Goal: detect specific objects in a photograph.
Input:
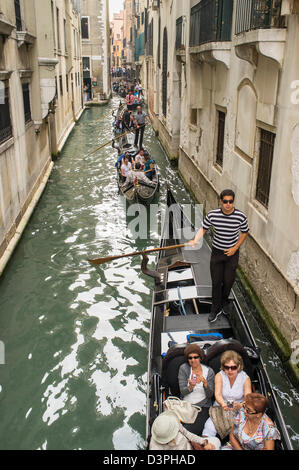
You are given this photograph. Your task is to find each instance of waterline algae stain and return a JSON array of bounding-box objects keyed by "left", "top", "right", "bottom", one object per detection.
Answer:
[{"left": 0, "top": 98, "right": 298, "bottom": 450}]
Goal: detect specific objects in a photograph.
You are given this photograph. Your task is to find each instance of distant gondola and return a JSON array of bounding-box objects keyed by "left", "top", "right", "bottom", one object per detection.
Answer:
[
  {"left": 112, "top": 133, "right": 160, "bottom": 206},
  {"left": 145, "top": 188, "right": 293, "bottom": 450}
]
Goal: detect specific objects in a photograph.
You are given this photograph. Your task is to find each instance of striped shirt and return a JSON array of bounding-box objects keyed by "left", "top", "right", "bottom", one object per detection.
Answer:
[{"left": 203, "top": 208, "right": 249, "bottom": 250}]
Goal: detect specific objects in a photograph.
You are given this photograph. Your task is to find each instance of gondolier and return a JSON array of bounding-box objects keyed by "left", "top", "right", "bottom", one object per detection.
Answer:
[
  {"left": 189, "top": 189, "right": 249, "bottom": 323},
  {"left": 134, "top": 106, "right": 149, "bottom": 150}
]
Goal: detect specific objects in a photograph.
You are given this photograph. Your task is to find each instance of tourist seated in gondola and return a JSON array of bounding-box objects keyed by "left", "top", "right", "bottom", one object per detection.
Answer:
[
  {"left": 202, "top": 350, "right": 252, "bottom": 440},
  {"left": 222, "top": 393, "right": 280, "bottom": 450},
  {"left": 133, "top": 90, "right": 140, "bottom": 105},
  {"left": 134, "top": 149, "right": 145, "bottom": 168},
  {"left": 178, "top": 344, "right": 215, "bottom": 408},
  {"left": 122, "top": 162, "right": 156, "bottom": 189},
  {"left": 115, "top": 150, "right": 130, "bottom": 168},
  {"left": 149, "top": 411, "right": 221, "bottom": 451},
  {"left": 127, "top": 113, "right": 136, "bottom": 131},
  {"left": 121, "top": 155, "right": 132, "bottom": 181},
  {"left": 143, "top": 153, "right": 154, "bottom": 180}
]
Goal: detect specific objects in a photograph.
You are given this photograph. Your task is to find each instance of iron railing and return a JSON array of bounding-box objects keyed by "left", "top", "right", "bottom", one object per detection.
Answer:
[
  {"left": 190, "top": 0, "right": 233, "bottom": 47},
  {"left": 235, "top": 0, "right": 284, "bottom": 35}
]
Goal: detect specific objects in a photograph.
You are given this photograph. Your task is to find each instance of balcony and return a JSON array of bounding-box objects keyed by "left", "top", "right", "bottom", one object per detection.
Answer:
[
  {"left": 234, "top": 0, "right": 286, "bottom": 67},
  {"left": 189, "top": 0, "right": 233, "bottom": 69},
  {"left": 0, "top": 15, "right": 14, "bottom": 38}
]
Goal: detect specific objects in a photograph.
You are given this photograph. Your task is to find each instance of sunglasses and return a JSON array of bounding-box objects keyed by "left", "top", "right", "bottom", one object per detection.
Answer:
[
  {"left": 223, "top": 365, "right": 238, "bottom": 371},
  {"left": 244, "top": 406, "right": 259, "bottom": 415},
  {"left": 188, "top": 355, "right": 200, "bottom": 360},
  {"left": 222, "top": 199, "right": 234, "bottom": 204}
]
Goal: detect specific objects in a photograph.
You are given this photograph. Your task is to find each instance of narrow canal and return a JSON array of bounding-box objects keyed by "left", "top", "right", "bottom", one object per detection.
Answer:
[{"left": 0, "top": 97, "right": 298, "bottom": 450}]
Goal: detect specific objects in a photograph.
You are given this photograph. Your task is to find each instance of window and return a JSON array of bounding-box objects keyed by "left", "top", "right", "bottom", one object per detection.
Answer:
[
  {"left": 82, "top": 57, "right": 91, "bottom": 79},
  {"left": 0, "top": 87, "right": 13, "bottom": 144},
  {"left": 51, "top": 1, "right": 56, "bottom": 49},
  {"left": 64, "top": 19, "right": 68, "bottom": 53},
  {"left": 66, "top": 74, "right": 68, "bottom": 93},
  {"left": 14, "top": 0, "right": 22, "bottom": 31},
  {"left": 162, "top": 27, "right": 168, "bottom": 117},
  {"left": 190, "top": 109, "right": 197, "bottom": 126},
  {"left": 81, "top": 17, "right": 89, "bottom": 39},
  {"left": 22, "top": 83, "right": 31, "bottom": 123},
  {"left": 256, "top": 129, "right": 275, "bottom": 208},
  {"left": 59, "top": 75, "right": 63, "bottom": 95},
  {"left": 56, "top": 7, "right": 61, "bottom": 50},
  {"left": 216, "top": 111, "right": 226, "bottom": 167}
]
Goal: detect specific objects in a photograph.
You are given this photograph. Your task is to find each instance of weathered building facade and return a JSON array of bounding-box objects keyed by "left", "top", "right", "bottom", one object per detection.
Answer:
[
  {"left": 111, "top": 10, "right": 124, "bottom": 70},
  {"left": 144, "top": 0, "right": 299, "bottom": 379},
  {"left": 0, "top": 0, "right": 83, "bottom": 274},
  {"left": 81, "top": 0, "right": 111, "bottom": 101}
]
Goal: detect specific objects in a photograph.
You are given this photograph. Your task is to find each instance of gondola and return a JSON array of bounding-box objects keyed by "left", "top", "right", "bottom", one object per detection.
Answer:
[
  {"left": 112, "top": 132, "right": 160, "bottom": 206},
  {"left": 145, "top": 188, "right": 293, "bottom": 450}
]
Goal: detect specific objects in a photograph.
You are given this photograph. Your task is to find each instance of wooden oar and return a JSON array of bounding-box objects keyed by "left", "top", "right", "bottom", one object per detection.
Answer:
[
  {"left": 87, "top": 130, "right": 133, "bottom": 156},
  {"left": 88, "top": 243, "right": 190, "bottom": 266}
]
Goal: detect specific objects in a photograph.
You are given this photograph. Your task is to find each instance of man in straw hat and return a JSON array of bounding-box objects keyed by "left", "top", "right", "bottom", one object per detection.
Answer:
[{"left": 149, "top": 411, "right": 220, "bottom": 450}]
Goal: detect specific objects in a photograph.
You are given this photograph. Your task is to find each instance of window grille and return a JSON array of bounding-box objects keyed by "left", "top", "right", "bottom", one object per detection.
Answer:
[
  {"left": 216, "top": 111, "right": 225, "bottom": 166},
  {"left": 81, "top": 17, "right": 89, "bottom": 39},
  {"left": 0, "top": 87, "right": 13, "bottom": 144},
  {"left": 14, "top": 0, "right": 22, "bottom": 31},
  {"left": 256, "top": 129, "right": 275, "bottom": 207},
  {"left": 162, "top": 28, "right": 168, "bottom": 117},
  {"left": 22, "top": 83, "right": 31, "bottom": 124}
]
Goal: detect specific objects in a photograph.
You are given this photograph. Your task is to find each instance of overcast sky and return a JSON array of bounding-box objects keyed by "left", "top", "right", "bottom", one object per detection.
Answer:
[{"left": 109, "top": 0, "right": 124, "bottom": 18}]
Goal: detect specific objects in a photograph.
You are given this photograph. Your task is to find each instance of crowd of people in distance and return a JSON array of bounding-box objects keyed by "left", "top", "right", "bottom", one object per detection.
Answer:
[
  {"left": 149, "top": 346, "right": 281, "bottom": 451},
  {"left": 112, "top": 79, "right": 144, "bottom": 105}
]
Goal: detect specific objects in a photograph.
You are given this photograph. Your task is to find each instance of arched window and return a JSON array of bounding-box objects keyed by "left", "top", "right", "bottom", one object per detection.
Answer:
[{"left": 162, "top": 27, "right": 168, "bottom": 117}]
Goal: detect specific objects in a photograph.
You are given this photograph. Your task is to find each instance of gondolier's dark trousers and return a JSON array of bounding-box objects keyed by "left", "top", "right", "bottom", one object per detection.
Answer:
[
  {"left": 134, "top": 125, "right": 145, "bottom": 149},
  {"left": 210, "top": 247, "right": 239, "bottom": 314}
]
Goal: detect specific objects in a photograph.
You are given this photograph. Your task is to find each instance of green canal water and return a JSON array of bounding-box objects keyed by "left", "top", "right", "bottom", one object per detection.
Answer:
[{"left": 0, "top": 97, "right": 298, "bottom": 450}]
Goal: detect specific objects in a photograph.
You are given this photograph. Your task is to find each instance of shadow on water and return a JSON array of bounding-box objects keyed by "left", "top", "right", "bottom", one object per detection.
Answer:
[{"left": 0, "top": 97, "right": 298, "bottom": 450}]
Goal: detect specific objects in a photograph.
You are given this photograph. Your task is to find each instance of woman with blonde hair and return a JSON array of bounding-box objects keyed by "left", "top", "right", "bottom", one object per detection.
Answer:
[{"left": 202, "top": 350, "right": 252, "bottom": 439}]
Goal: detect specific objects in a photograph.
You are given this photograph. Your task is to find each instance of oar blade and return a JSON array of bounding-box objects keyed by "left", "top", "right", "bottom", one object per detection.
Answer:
[{"left": 88, "top": 256, "right": 118, "bottom": 265}]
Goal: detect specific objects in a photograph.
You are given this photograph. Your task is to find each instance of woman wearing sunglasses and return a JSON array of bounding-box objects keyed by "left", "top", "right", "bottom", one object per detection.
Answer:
[
  {"left": 202, "top": 350, "right": 252, "bottom": 439},
  {"left": 178, "top": 344, "right": 215, "bottom": 408},
  {"left": 222, "top": 393, "right": 280, "bottom": 450}
]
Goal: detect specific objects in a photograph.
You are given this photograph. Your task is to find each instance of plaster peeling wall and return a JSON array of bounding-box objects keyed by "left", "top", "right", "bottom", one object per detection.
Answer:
[
  {"left": 287, "top": 252, "right": 299, "bottom": 286},
  {"left": 291, "top": 124, "right": 299, "bottom": 205},
  {"left": 287, "top": 124, "right": 299, "bottom": 286}
]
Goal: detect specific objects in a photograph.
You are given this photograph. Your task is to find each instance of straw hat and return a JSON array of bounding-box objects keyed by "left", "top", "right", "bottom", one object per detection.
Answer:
[{"left": 151, "top": 411, "right": 180, "bottom": 444}]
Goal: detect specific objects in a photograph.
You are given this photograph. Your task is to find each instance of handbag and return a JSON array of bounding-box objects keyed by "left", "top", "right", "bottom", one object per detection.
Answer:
[
  {"left": 163, "top": 396, "right": 202, "bottom": 424},
  {"left": 209, "top": 406, "right": 235, "bottom": 439}
]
